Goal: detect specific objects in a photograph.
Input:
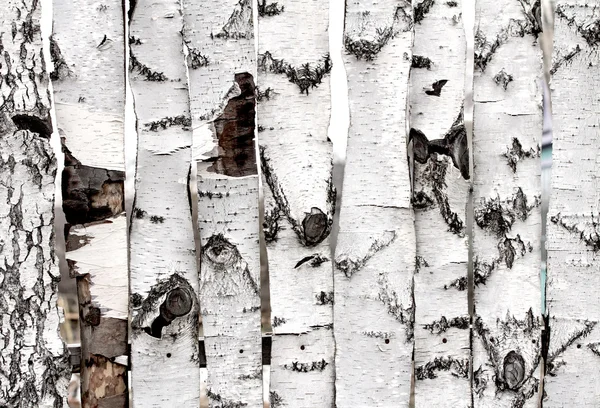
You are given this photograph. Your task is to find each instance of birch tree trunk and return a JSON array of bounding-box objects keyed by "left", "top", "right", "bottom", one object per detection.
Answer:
[
  {"left": 51, "top": 1, "right": 128, "bottom": 406},
  {"left": 257, "top": 1, "right": 336, "bottom": 405},
  {"left": 334, "top": 1, "right": 414, "bottom": 406},
  {"left": 182, "top": 0, "right": 262, "bottom": 406},
  {"left": 128, "top": 1, "right": 201, "bottom": 406},
  {"left": 471, "top": 0, "right": 543, "bottom": 405},
  {"left": 544, "top": 1, "right": 600, "bottom": 405},
  {"left": 409, "top": 1, "right": 470, "bottom": 405},
  {"left": 0, "top": 0, "right": 70, "bottom": 405}
]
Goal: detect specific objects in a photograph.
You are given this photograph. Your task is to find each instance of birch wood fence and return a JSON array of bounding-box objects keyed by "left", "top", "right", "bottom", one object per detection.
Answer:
[{"left": 0, "top": 0, "right": 598, "bottom": 407}]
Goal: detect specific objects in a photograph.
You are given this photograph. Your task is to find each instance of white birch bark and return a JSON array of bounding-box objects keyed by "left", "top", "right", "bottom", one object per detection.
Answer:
[
  {"left": 334, "top": 1, "right": 414, "bottom": 406},
  {"left": 409, "top": 1, "right": 470, "bottom": 405},
  {"left": 471, "top": 0, "right": 543, "bottom": 405},
  {"left": 51, "top": 1, "right": 128, "bottom": 406},
  {"left": 544, "top": 1, "right": 600, "bottom": 405},
  {"left": 128, "top": 1, "right": 201, "bottom": 406},
  {"left": 257, "top": 1, "right": 335, "bottom": 406},
  {"left": 0, "top": 0, "right": 69, "bottom": 405},
  {"left": 182, "top": 0, "right": 262, "bottom": 405}
]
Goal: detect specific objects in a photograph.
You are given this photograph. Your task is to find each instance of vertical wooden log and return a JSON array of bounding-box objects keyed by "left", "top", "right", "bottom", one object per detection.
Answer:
[
  {"left": 128, "top": 0, "right": 201, "bottom": 406},
  {"left": 52, "top": 1, "right": 128, "bottom": 406},
  {"left": 182, "top": 0, "right": 262, "bottom": 405},
  {"left": 471, "top": 0, "right": 544, "bottom": 405},
  {"left": 544, "top": 1, "right": 600, "bottom": 405},
  {"left": 0, "top": 0, "right": 70, "bottom": 405},
  {"left": 257, "top": 0, "right": 336, "bottom": 405},
  {"left": 334, "top": 1, "right": 415, "bottom": 406},
  {"left": 410, "top": 0, "right": 471, "bottom": 405}
]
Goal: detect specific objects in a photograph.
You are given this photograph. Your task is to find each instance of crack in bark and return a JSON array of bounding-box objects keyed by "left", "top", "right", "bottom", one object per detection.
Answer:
[
  {"left": 415, "top": 356, "right": 469, "bottom": 380},
  {"left": 550, "top": 212, "right": 600, "bottom": 251},
  {"left": 257, "top": 51, "right": 331, "bottom": 95},
  {"left": 423, "top": 315, "right": 470, "bottom": 334},
  {"left": 344, "top": 4, "right": 412, "bottom": 61}
]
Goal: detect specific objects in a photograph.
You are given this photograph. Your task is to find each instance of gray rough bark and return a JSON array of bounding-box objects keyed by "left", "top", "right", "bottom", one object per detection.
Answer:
[
  {"left": 0, "top": 0, "right": 70, "bottom": 406},
  {"left": 544, "top": 0, "right": 600, "bottom": 405}
]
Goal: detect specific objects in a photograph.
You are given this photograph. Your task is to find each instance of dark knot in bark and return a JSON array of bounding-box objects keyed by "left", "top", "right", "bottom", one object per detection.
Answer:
[
  {"left": 503, "top": 350, "right": 525, "bottom": 389},
  {"left": 302, "top": 207, "right": 329, "bottom": 245},
  {"left": 146, "top": 288, "right": 193, "bottom": 338},
  {"left": 202, "top": 234, "right": 240, "bottom": 267}
]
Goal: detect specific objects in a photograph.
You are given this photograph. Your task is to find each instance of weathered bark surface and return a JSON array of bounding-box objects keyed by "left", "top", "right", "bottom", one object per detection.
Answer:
[
  {"left": 410, "top": 1, "right": 470, "bottom": 406},
  {"left": 544, "top": 1, "right": 600, "bottom": 405},
  {"left": 182, "top": 0, "right": 262, "bottom": 405},
  {"left": 52, "top": 1, "right": 128, "bottom": 406},
  {"left": 257, "top": 0, "right": 336, "bottom": 405},
  {"left": 334, "top": 1, "right": 414, "bottom": 406},
  {"left": 128, "top": 1, "right": 201, "bottom": 406},
  {"left": 0, "top": 0, "right": 70, "bottom": 406},
  {"left": 471, "top": 0, "right": 543, "bottom": 406}
]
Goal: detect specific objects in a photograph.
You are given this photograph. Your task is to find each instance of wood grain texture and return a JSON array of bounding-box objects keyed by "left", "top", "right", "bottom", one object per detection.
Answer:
[
  {"left": 128, "top": 1, "right": 201, "bottom": 406},
  {"left": 52, "top": 1, "right": 128, "bottom": 405},
  {"left": 182, "top": 0, "right": 262, "bottom": 405},
  {"left": 544, "top": 0, "right": 600, "bottom": 405},
  {"left": 471, "top": 0, "right": 544, "bottom": 406},
  {"left": 0, "top": 0, "right": 70, "bottom": 405},
  {"left": 410, "top": 0, "right": 470, "bottom": 406},
  {"left": 257, "top": 0, "right": 336, "bottom": 405},
  {"left": 334, "top": 1, "right": 414, "bottom": 406}
]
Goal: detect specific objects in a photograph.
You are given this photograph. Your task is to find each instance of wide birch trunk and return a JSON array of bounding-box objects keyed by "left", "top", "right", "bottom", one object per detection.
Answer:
[
  {"left": 128, "top": 1, "right": 201, "bottom": 406},
  {"left": 0, "top": 0, "right": 69, "bottom": 406},
  {"left": 544, "top": 1, "right": 600, "bottom": 405},
  {"left": 257, "top": 1, "right": 336, "bottom": 405},
  {"left": 182, "top": 0, "right": 262, "bottom": 406},
  {"left": 471, "top": 0, "right": 543, "bottom": 406},
  {"left": 409, "top": 1, "right": 470, "bottom": 405},
  {"left": 51, "top": 1, "right": 128, "bottom": 406},
  {"left": 334, "top": 1, "right": 414, "bottom": 406}
]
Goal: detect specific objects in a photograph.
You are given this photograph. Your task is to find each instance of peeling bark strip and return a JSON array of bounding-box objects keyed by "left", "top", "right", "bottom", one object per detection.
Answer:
[
  {"left": 258, "top": 0, "right": 335, "bottom": 404},
  {"left": 545, "top": 1, "right": 600, "bottom": 405},
  {"left": 129, "top": 0, "right": 201, "bottom": 406},
  {"left": 52, "top": 2, "right": 128, "bottom": 404},
  {"left": 334, "top": 1, "right": 414, "bottom": 406},
  {"left": 182, "top": 0, "right": 262, "bottom": 405},
  {"left": 410, "top": 2, "right": 469, "bottom": 404},
  {"left": 471, "top": 0, "right": 543, "bottom": 405},
  {"left": 0, "top": 0, "right": 70, "bottom": 405}
]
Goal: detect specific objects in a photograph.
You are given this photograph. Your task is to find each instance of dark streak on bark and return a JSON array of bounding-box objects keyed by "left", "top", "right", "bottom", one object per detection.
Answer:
[
  {"left": 424, "top": 79, "right": 448, "bottom": 96},
  {"left": 378, "top": 274, "right": 414, "bottom": 341},
  {"left": 206, "top": 73, "right": 257, "bottom": 177},
  {"left": 415, "top": 256, "right": 430, "bottom": 272},
  {"left": 263, "top": 207, "right": 281, "bottom": 243},
  {"left": 546, "top": 318, "right": 596, "bottom": 363},
  {"left": 411, "top": 55, "right": 433, "bottom": 69},
  {"left": 11, "top": 113, "right": 52, "bottom": 139},
  {"left": 494, "top": 69, "right": 514, "bottom": 90},
  {"left": 272, "top": 316, "right": 286, "bottom": 327},
  {"left": 550, "top": 213, "right": 600, "bottom": 251},
  {"left": 258, "top": 0, "right": 284, "bottom": 17},
  {"left": 415, "top": 356, "right": 469, "bottom": 380},
  {"left": 49, "top": 36, "right": 72, "bottom": 81},
  {"left": 550, "top": 44, "right": 582, "bottom": 75},
  {"left": 414, "top": 0, "right": 435, "bottom": 24},
  {"left": 294, "top": 253, "right": 329, "bottom": 269},
  {"left": 61, "top": 143, "right": 125, "bottom": 225},
  {"left": 215, "top": 0, "right": 253, "bottom": 40},
  {"left": 260, "top": 146, "right": 334, "bottom": 246},
  {"left": 411, "top": 109, "right": 469, "bottom": 179},
  {"left": 504, "top": 138, "right": 537, "bottom": 172},
  {"left": 555, "top": 5, "right": 600, "bottom": 47},
  {"left": 186, "top": 47, "right": 209, "bottom": 69},
  {"left": 206, "top": 388, "right": 248, "bottom": 408},
  {"left": 144, "top": 115, "right": 191, "bottom": 132},
  {"left": 257, "top": 51, "right": 331, "bottom": 94},
  {"left": 423, "top": 315, "right": 470, "bottom": 334},
  {"left": 129, "top": 51, "right": 167, "bottom": 81},
  {"left": 336, "top": 232, "right": 396, "bottom": 278},
  {"left": 446, "top": 1, "right": 458, "bottom": 6},
  {"left": 315, "top": 291, "right": 334, "bottom": 305},
  {"left": 283, "top": 359, "right": 329, "bottom": 372},
  {"left": 269, "top": 391, "right": 283, "bottom": 408}
]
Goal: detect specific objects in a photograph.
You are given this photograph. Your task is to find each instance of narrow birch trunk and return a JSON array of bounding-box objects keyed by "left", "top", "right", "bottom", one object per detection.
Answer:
[
  {"left": 0, "top": 0, "right": 70, "bottom": 405},
  {"left": 544, "top": 1, "right": 600, "bottom": 405},
  {"left": 257, "top": 1, "right": 336, "bottom": 405},
  {"left": 128, "top": 1, "right": 201, "bottom": 406},
  {"left": 182, "top": 0, "right": 262, "bottom": 405},
  {"left": 409, "top": 1, "right": 471, "bottom": 405},
  {"left": 471, "top": 0, "right": 543, "bottom": 405},
  {"left": 51, "top": 1, "right": 128, "bottom": 406},
  {"left": 334, "top": 1, "right": 414, "bottom": 406}
]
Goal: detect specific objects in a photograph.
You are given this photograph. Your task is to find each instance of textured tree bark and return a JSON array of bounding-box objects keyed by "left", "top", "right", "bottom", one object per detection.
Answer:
[
  {"left": 182, "top": 0, "right": 262, "bottom": 406},
  {"left": 52, "top": 1, "right": 128, "bottom": 406},
  {"left": 128, "top": 0, "right": 201, "bottom": 406},
  {"left": 471, "top": 0, "right": 544, "bottom": 406},
  {"left": 410, "top": 1, "right": 471, "bottom": 406},
  {"left": 334, "top": 1, "right": 414, "bottom": 406},
  {"left": 0, "top": 0, "right": 70, "bottom": 406},
  {"left": 544, "top": 1, "right": 600, "bottom": 405},
  {"left": 257, "top": 1, "right": 336, "bottom": 406}
]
